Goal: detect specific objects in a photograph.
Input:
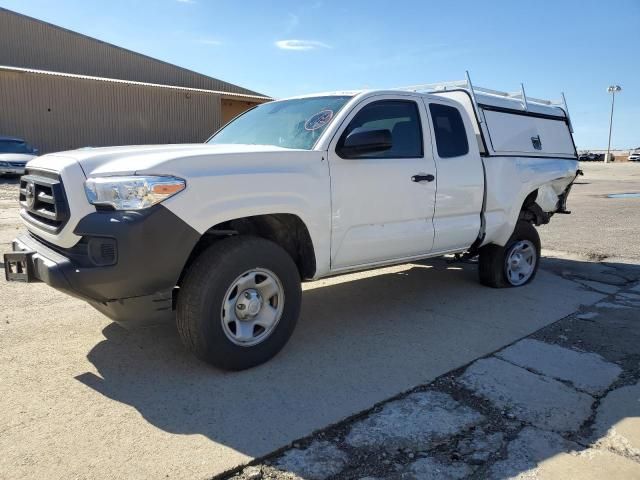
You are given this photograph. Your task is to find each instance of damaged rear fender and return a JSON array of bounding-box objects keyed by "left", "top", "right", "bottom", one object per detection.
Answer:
[{"left": 534, "top": 174, "right": 579, "bottom": 213}]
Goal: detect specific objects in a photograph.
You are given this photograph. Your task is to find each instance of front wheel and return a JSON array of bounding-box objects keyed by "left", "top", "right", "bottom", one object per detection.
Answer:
[
  {"left": 478, "top": 221, "right": 541, "bottom": 288},
  {"left": 177, "top": 236, "right": 302, "bottom": 370}
]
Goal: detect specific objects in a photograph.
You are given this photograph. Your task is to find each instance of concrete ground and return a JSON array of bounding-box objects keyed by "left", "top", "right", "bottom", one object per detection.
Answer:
[
  {"left": 232, "top": 262, "right": 640, "bottom": 480},
  {"left": 538, "top": 162, "right": 640, "bottom": 261},
  {"left": 1, "top": 163, "right": 639, "bottom": 479}
]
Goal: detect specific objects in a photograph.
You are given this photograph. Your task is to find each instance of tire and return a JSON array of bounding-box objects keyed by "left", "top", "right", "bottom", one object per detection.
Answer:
[
  {"left": 177, "top": 236, "right": 302, "bottom": 370},
  {"left": 478, "top": 221, "right": 541, "bottom": 288}
]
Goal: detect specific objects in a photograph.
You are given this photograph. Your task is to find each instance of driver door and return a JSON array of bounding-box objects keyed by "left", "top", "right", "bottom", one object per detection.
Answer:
[{"left": 327, "top": 95, "right": 437, "bottom": 270}]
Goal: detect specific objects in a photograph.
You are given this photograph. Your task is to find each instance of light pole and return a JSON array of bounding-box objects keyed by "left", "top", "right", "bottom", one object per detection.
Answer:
[{"left": 605, "top": 85, "right": 622, "bottom": 164}]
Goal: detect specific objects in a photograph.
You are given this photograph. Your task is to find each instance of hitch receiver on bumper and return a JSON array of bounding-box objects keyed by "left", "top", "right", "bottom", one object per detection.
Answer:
[{"left": 4, "top": 250, "right": 38, "bottom": 282}]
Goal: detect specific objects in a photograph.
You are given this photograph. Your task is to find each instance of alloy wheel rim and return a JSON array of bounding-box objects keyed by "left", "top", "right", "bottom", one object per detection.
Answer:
[
  {"left": 220, "top": 268, "right": 285, "bottom": 347},
  {"left": 505, "top": 240, "right": 536, "bottom": 286}
]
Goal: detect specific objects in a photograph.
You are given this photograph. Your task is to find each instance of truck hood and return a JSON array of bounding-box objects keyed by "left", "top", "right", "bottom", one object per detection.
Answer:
[{"left": 27, "top": 144, "right": 312, "bottom": 178}]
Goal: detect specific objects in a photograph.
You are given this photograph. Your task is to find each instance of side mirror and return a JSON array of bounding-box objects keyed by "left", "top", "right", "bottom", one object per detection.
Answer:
[{"left": 339, "top": 129, "right": 392, "bottom": 158}]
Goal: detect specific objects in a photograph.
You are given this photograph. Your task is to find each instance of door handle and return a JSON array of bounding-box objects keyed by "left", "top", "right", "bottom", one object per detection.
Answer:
[{"left": 411, "top": 174, "right": 435, "bottom": 183}]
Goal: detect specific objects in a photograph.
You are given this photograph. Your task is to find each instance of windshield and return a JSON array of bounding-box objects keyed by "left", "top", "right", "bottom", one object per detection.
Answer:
[
  {"left": 208, "top": 96, "right": 352, "bottom": 150},
  {"left": 0, "top": 140, "right": 32, "bottom": 154}
]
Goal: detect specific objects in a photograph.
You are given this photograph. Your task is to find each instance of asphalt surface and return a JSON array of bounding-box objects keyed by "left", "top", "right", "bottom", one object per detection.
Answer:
[
  {"left": 538, "top": 162, "right": 640, "bottom": 260},
  {"left": 1, "top": 162, "right": 639, "bottom": 479}
]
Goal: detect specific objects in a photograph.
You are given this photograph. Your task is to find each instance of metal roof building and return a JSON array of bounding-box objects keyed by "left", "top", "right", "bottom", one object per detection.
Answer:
[{"left": 0, "top": 8, "right": 270, "bottom": 154}]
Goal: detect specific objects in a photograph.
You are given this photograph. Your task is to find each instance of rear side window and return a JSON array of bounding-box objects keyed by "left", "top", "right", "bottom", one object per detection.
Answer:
[
  {"left": 339, "top": 100, "right": 423, "bottom": 158},
  {"left": 429, "top": 103, "right": 469, "bottom": 158}
]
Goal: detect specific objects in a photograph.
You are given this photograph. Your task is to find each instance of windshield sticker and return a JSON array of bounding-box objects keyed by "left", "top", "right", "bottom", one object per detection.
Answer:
[{"left": 304, "top": 110, "right": 334, "bottom": 131}]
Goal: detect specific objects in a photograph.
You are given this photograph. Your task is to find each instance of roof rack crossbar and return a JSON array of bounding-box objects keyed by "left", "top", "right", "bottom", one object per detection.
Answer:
[{"left": 393, "top": 72, "right": 569, "bottom": 115}]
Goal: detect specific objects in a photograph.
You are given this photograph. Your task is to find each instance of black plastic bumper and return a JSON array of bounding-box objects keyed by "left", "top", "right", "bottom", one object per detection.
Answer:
[
  {"left": 7, "top": 233, "right": 76, "bottom": 292},
  {"left": 5, "top": 205, "right": 201, "bottom": 326}
]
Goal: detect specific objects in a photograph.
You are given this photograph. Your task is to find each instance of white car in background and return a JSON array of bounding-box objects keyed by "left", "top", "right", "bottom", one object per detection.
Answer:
[
  {"left": 0, "top": 136, "right": 39, "bottom": 175},
  {"left": 629, "top": 152, "right": 640, "bottom": 162}
]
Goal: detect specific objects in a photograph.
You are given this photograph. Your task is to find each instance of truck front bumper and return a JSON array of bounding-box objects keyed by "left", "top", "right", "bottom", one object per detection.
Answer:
[
  {"left": 4, "top": 205, "right": 201, "bottom": 327},
  {"left": 6, "top": 232, "right": 175, "bottom": 326}
]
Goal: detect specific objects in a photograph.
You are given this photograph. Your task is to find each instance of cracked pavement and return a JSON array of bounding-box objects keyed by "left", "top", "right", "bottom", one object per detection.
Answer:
[{"left": 230, "top": 262, "right": 640, "bottom": 480}]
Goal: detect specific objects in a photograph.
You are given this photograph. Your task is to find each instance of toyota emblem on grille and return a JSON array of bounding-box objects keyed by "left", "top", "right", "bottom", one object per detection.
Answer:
[{"left": 25, "top": 182, "right": 36, "bottom": 209}]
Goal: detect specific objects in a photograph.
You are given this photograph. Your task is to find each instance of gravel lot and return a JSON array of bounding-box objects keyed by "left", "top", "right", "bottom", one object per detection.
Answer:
[{"left": 1, "top": 162, "right": 639, "bottom": 479}]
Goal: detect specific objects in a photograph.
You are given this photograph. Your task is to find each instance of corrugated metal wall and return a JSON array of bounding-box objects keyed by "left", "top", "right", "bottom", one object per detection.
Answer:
[
  {"left": 0, "top": 70, "right": 223, "bottom": 154},
  {"left": 0, "top": 8, "right": 262, "bottom": 96}
]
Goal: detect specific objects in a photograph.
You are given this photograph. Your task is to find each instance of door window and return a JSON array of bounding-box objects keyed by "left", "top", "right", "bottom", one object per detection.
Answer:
[
  {"left": 338, "top": 100, "right": 423, "bottom": 158},
  {"left": 429, "top": 103, "right": 469, "bottom": 158}
]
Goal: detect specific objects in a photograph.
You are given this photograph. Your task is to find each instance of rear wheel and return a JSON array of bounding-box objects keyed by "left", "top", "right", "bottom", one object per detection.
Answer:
[
  {"left": 177, "top": 236, "right": 302, "bottom": 370},
  {"left": 478, "top": 221, "right": 541, "bottom": 288}
]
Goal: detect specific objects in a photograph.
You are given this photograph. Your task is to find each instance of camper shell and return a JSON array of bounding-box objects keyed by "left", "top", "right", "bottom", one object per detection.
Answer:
[{"left": 401, "top": 76, "right": 577, "bottom": 160}]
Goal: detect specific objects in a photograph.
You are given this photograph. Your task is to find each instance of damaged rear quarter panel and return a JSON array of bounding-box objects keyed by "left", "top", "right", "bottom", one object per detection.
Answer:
[
  {"left": 535, "top": 177, "right": 574, "bottom": 212},
  {"left": 482, "top": 157, "right": 579, "bottom": 246}
]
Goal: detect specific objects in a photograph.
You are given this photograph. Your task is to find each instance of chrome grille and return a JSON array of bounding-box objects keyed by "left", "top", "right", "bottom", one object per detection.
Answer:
[{"left": 19, "top": 169, "right": 69, "bottom": 232}]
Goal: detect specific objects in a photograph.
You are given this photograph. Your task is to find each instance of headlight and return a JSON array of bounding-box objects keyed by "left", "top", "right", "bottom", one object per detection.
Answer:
[
  {"left": 0, "top": 161, "right": 8, "bottom": 167},
  {"left": 84, "top": 176, "right": 186, "bottom": 210}
]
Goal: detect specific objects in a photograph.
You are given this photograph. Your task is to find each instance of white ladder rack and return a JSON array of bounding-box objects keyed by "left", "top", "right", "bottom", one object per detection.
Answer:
[{"left": 395, "top": 71, "right": 573, "bottom": 132}]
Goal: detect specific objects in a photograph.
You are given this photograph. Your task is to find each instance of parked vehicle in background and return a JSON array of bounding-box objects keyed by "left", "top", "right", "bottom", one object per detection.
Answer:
[
  {"left": 629, "top": 152, "right": 640, "bottom": 162},
  {"left": 4, "top": 75, "right": 580, "bottom": 370},
  {"left": 0, "top": 137, "right": 39, "bottom": 175},
  {"left": 578, "top": 152, "right": 603, "bottom": 162}
]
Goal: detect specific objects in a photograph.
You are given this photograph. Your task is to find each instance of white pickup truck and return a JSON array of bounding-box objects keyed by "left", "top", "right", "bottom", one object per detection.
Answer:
[{"left": 4, "top": 76, "right": 579, "bottom": 370}]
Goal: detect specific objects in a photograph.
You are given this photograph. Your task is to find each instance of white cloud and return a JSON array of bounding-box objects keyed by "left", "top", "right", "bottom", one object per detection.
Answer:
[
  {"left": 199, "top": 38, "right": 223, "bottom": 46},
  {"left": 275, "top": 39, "right": 330, "bottom": 51}
]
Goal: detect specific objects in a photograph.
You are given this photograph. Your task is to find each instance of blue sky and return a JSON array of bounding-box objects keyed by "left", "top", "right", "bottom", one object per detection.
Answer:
[{"left": 2, "top": 0, "right": 638, "bottom": 149}]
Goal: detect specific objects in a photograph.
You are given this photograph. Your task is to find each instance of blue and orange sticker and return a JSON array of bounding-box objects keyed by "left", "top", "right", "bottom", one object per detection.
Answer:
[{"left": 304, "top": 110, "right": 334, "bottom": 131}]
